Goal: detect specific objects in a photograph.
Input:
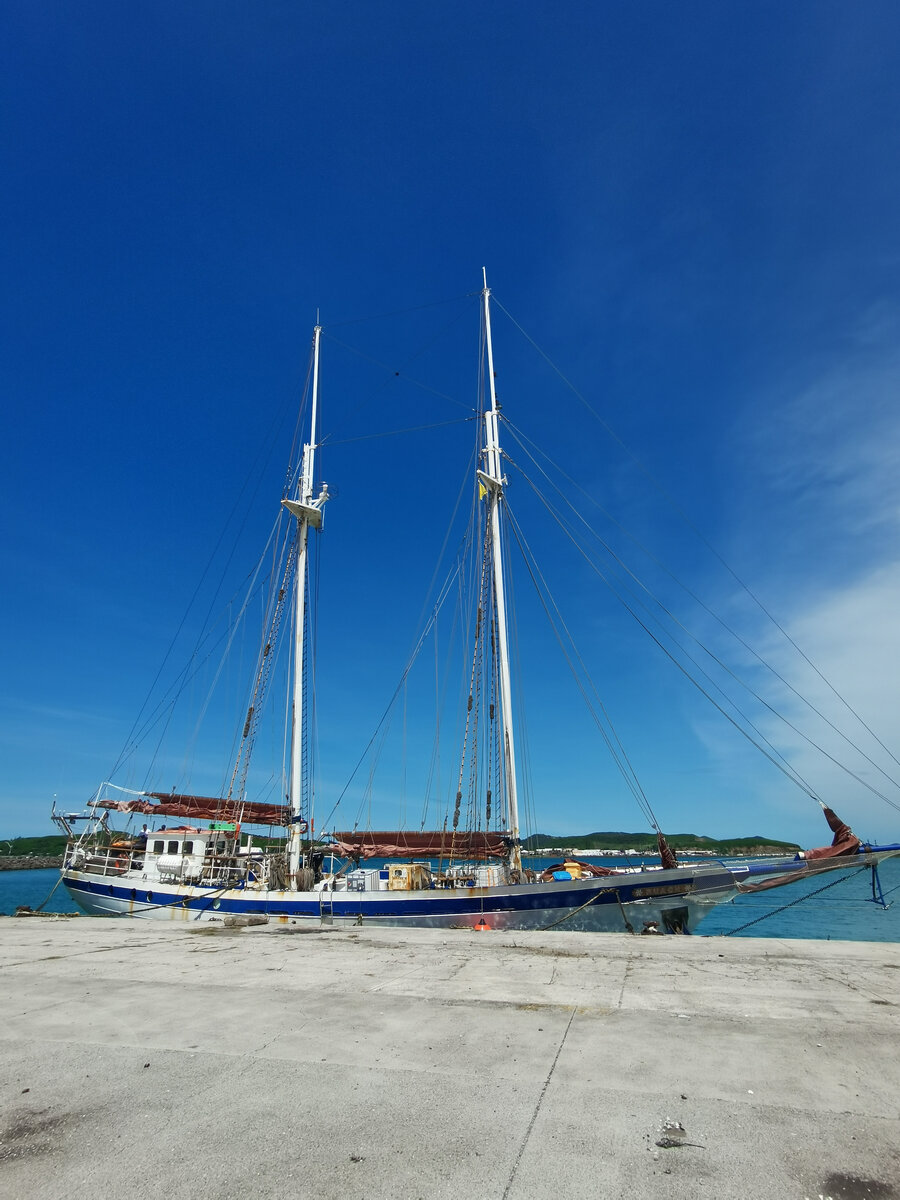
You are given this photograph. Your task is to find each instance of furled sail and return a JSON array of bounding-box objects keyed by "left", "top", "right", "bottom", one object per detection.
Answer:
[
  {"left": 736, "top": 805, "right": 862, "bottom": 893},
  {"left": 90, "top": 792, "right": 290, "bottom": 827},
  {"left": 799, "top": 805, "right": 861, "bottom": 861},
  {"left": 328, "top": 830, "right": 509, "bottom": 859}
]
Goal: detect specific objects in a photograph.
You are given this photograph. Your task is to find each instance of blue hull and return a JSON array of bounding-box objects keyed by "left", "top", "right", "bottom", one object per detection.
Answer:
[{"left": 61, "top": 863, "right": 740, "bottom": 932}]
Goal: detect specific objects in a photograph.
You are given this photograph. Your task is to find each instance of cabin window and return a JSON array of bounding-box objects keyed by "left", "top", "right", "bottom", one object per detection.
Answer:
[
  {"left": 167, "top": 840, "right": 178, "bottom": 854},
  {"left": 152, "top": 840, "right": 165, "bottom": 854},
  {"left": 183, "top": 841, "right": 194, "bottom": 855}
]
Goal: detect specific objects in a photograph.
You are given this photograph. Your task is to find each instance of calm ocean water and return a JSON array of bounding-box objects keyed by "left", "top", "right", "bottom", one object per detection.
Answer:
[{"left": 2, "top": 858, "right": 898, "bottom": 940}]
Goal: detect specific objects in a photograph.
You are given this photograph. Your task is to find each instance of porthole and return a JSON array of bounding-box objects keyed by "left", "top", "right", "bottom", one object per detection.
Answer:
[
  {"left": 213, "top": 899, "right": 221, "bottom": 910},
  {"left": 147, "top": 891, "right": 154, "bottom": 902},
  {"left": 130, "top": 889, "right": 137, "bottom": 901},
  {"left": 108, "top": 885, "right": 114, "bottom": 896}
]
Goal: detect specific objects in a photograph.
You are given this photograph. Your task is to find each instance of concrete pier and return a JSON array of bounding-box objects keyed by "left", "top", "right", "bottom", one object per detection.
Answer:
[{"left": 0, "top": 917, "right": 897, "bottom": 1200}]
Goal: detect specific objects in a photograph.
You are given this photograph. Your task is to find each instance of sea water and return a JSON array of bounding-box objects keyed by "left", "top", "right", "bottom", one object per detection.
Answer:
[
  {"left": 0, "top": 868, "right": 80, "bottom": 916},
  {"left": 2, "top": 858, "right": 898, "bottom": 941}
]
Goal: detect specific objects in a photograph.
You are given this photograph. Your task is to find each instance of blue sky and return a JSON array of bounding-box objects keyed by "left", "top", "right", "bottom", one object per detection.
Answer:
[{"left": 3, "top": 1, "right": 900, "bottom": 845}]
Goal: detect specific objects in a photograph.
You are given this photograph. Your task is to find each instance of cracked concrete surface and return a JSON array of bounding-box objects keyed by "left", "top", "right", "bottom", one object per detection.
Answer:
[{"left": 0, "top": 918, "right": 897, "bottom": 1199}]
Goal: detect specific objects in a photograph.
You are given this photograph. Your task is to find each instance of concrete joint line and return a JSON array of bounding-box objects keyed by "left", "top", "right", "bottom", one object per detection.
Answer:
[
  {"left": 616, "top": 953, "right": 634, "bottom": 1010},
  {"left": 502, "top": 1006, "right": 577, "bottom": 1200},
  {"left": 366, "top": 965, "right": 423, "bottom": 993}
]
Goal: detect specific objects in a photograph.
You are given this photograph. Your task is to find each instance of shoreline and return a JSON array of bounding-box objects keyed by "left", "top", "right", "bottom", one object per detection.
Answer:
[{"left": 0, "top": 856, "right": 62, "bottom": 871}]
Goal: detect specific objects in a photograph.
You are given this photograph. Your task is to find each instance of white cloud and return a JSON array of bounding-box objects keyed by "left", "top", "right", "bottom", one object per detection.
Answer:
[
  {"left": 755, "top": 305, "right": 900, "bottom": 550},
  {"left": 751, "top": 562, "right": 900, "bottom": 833},
  {"left": 709, "top": 314, "right": 900, "bottom": 840}
]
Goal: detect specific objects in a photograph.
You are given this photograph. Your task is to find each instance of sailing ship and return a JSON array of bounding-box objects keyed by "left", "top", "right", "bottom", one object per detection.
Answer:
[{"left": 53, "top": 276, "right": 900, "bottom": 931}]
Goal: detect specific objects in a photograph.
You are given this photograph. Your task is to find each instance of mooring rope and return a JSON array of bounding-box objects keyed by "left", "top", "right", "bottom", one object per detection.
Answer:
[
  {"left": 539, "top": 886, "right": 632, "bottom": 933},
  {"left": 33, "top": 873, "right": 65, "bottom": 913}
]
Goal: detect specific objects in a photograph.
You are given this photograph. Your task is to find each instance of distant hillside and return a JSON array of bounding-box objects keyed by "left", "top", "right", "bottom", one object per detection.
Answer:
[
  {"left": 522, "top": 831, "right": 801, "bottom": 854},
  {"left": 1, "top": 830, "right": 801, "bottom": 860},
  {"left": 0, "top": 835, "right": 68, "bottom": 857}
]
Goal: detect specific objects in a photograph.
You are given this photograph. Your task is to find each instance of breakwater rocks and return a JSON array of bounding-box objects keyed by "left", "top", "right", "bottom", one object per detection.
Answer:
[{"left": 0, "top": 856, "right": 63, "bottom": 871}]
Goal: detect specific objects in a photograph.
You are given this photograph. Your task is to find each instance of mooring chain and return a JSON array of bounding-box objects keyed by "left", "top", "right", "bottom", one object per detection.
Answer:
[{"left": 725, "top": 865, "right": 871, "bottom": 936}]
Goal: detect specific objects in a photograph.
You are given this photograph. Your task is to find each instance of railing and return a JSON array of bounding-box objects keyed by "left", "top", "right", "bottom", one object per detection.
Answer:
[
  {"left": 198, "top": 853, "right": 268, "bottom": 888},
  {"left": 66, "top": 840, "right": 278, "bottom": 889},
  {"left": 66, "top": 842, "right": 137, "bottom": 877}
]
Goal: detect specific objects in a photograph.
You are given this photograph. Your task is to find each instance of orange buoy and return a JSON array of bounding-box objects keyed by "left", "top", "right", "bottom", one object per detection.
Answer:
[{"left": 474, "top": 917, "right": 491, "bottom": 931}]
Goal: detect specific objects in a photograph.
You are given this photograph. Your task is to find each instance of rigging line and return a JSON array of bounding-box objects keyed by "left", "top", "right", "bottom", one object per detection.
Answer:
[
  {"left": 504, "top": 507, "right": 659, "bottom": 828},
  {"left": 405, "top": 444, "right": 479, "bottom": 684},
  {"left": 726, "top": 865, "right": 871, "bottom": 936},
  {"left": 323, "top": 416, "right": 476, "bottom": 446},
  {"left": 320, "top": 331, "right": 475, "bottom": 414},
  {"left": 146, "top": 515, "right": 291, "bottom": 797},
  {"left": 424, "top": 529, "right": 472, "bottom": 832},
  {"left": 500, "top": 481, "right": 657, "bottom": 818},
  {"left": 454, "top": 525, "right": 492, "bottom": 831},
  {"left": 283, "top": 344, "right": 317, "bottom": 500},
  {"left": 341, "top": 437, "right": 476, "bottom": 818},
  {"left": 491, "top": 296, "right": 899, "bottom": 775},
  {"left": 119, "top": 627, "right": 230, "bottom": 773},
  {"left": 502, "top": 510, "right": 537, "bottom": 841},
  {"left": 508, "top": 466, "right": 824, "bottom": 805},
  {"left": 309, "top": 513, "right": 324, "bottom": 825},
  {"left": 319, "top": 559, "right": 464, "bottom": 833},
  {"left": 225, "top": 519, "right": 296, "bottom": 798},
  {"left": 503, "top": 446, "right": 896, "bottom": 805},
  {"left": 110, "top": 351, "right": 315, "bottom": 782},
  {"left": 422, "top": 608, "right": 442, "bottom": 829},
  {"left": 506, "top": 513, "right": 657, "bottom": 827},
  {"left": 503, "top": 420, "right": 900, "bottom": 797},
  {"left": 511, "top": 461, "right": 829, "bottom": 804},
  {"left": 124, "top": 511, "right": 286, "bottom": 773},
  {"left": 229, "top": 532, "right": 297, "bottom": 805},
  {"left": 509, "top": 457, "right": 900, "bottom": 816},
  {"left": 458, "top": 540, "right": 490, "bottom": 835},
  {"left": 322, "top": 291, "right": 475, "bottom": 330}
]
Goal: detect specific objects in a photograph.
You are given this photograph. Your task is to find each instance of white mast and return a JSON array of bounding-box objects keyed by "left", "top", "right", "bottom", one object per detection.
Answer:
[
  {"left": 282, "top": 325, "right": 329, "bottom": 882},
  {"left": 477, "top": 271, "right": 522, "bottom": 875}
]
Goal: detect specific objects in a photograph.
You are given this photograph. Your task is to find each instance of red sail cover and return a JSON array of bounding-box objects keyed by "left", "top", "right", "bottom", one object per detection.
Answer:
[
  {"left": 737, "top": 805, "right": 861, "bottom": 892},
  {"left": 92, "top": 793, "right": 290, "bottom": 827},
  {"left": 802, "top": 806, "right": 861, "bottom": 860},
  {"left": 656, "top": 831, "right": 678, "bottom": 869},
  {"left": 328, "top": 830, "right": 509, "bottom": 859}
]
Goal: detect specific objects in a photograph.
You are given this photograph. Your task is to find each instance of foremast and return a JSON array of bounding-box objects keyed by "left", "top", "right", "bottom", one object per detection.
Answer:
[
  {"left": 282, "top": 325, "right": 329, "bottom": 882},
  {"left": 477, "top": 273, "right": 522, "bottom": 875}
]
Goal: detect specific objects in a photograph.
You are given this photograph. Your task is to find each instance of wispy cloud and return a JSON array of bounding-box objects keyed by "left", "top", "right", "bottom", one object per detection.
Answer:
[
  {"left": 752, "top": 303, "right": 900, "bottom": 558},
  {"left": 706, "top": 308, "right": 900, "bottom": 839},
  {"left": 0, "top": 698, "right": 122, "bottom": 727}
]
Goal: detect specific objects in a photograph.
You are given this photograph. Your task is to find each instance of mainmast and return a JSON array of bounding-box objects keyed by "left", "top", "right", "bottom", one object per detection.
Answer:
[
  {"left": 282, "top": 325, "right": 329, "bottom": 882},
  {"left": 477, "top": 272, "right": 522, "bottom": 875}
]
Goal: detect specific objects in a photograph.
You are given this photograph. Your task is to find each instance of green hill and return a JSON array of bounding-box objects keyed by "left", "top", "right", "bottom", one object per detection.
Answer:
[
  {"left": 522, "top": 831, "right": 800, "bottom": 854},
  {"left": 0, "top": 834, "right": 69, "bottom": 857},
  {"left": 1, "top": 830, "right": 800, "bottom": 858}
]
